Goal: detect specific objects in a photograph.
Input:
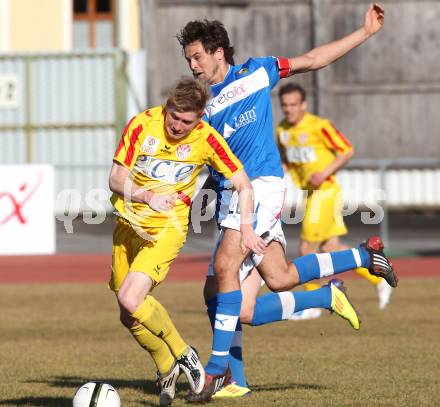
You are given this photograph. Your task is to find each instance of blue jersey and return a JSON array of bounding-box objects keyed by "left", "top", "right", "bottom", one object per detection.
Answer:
[{"left": 205, "top": 56, "right": 291, "bottom": 184}]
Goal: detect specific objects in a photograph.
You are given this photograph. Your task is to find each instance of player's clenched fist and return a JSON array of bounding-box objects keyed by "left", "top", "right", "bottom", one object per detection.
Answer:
[
  {"left": 240, "top": 225, "right": 267, "bottom": 256},
  {"left": 364, "top": 3, "right": 384, "bottom": 36},
  {"left": 146, "top": 192, "right": 177, "bottom": 212}
]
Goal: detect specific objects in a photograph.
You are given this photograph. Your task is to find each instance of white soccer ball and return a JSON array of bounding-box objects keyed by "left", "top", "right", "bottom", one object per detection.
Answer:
[{"left": 73, "top": 382, "right": 120, "bottom": 407}]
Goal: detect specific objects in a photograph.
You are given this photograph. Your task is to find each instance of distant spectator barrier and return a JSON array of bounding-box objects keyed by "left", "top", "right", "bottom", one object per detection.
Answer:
[
  {"left": 284, "top": 158, "right": 440, "bottom": 246},
  {"left": 0, "top": 50, "right": 146, "bottom": 217}
]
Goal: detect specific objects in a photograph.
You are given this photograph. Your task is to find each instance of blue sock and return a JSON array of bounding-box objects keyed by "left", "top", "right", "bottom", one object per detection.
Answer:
[
  {"left": 229, "top": 322, "right": 248, "bottom": 387},
  {"left": 206, "top": 290, "right": 242, "bottom": 375},
  {"left": 251, "top": 287, "right": 331, "bottom": 326},
  {"left": 294, "top": 247, "right": 370, "bottom": 284},
  {"left": 205, "top": 295, "right": 248, "bottom": 387},
  {"left": 206, "top": 296, "right": 217, "bottom": 330}
]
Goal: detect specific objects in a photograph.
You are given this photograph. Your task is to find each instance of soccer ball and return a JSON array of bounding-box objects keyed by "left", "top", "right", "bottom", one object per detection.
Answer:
[{"left": 73, "top": 382, "right": 120, "bottom": 407}]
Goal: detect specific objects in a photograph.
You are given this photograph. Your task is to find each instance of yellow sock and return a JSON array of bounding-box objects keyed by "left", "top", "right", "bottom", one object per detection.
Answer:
[
  {"left": 129, "top": 324, "right": 175, "bottom": 375},
  {"left": 304, "top": 282, "right": 321, "bottom": 291},
  {"left": 133, "top": 295, "right": 188, "bottom": 358},
  {"left": 355, "top": 267, "right": 382, "bottom": 285}
]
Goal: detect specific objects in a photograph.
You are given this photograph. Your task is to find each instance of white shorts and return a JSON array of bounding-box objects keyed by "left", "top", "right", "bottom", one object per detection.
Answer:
[{"left": 207, "top": 176, "right": 287, "bottom": 284}]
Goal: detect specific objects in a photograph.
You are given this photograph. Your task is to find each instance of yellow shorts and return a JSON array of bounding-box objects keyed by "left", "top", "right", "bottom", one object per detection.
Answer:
[
  {"left": 110, "top": 218, "right": 188, "bottom": 292},
  {"left": 301, "top": 182, "right": 347, "bottom": 243}
]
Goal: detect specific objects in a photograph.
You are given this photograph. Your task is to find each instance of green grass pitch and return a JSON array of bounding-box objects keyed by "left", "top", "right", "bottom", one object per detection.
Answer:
[{"left": 0, "top": 279, "right": 439, "bottom": 406}]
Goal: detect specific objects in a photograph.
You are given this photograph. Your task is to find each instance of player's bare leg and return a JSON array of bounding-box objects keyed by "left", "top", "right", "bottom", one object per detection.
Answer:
[
  {"left": 239, "top": 269, "right": 263, "bottom": 324},
  {"left": 256, "top": 240, "right": 300, "bottom": 292},
  {"left": 204, "top": 234, "right": 396, "bottom": 399},
  {"left": 213, "top": 228, "right": 250, "bottom": 292},
  {"left": 118, "top": 271, "right": 153, "bottom": 314}
]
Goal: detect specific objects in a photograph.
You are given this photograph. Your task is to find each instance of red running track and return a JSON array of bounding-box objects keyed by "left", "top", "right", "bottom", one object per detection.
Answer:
[{"left": 0, "top": 254, "right": 439, "bottom": 284}]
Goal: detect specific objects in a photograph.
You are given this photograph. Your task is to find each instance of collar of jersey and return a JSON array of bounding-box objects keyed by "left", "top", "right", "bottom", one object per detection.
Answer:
[{"left": 292, "top": 111, "right": 312, "bottom": 128}]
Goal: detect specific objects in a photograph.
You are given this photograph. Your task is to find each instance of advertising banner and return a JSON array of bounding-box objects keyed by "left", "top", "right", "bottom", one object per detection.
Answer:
[{"left": 0, "top": 165, "right": 55, "bottom": 255}]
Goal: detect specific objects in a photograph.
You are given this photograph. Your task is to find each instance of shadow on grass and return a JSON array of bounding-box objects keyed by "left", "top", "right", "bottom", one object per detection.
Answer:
[
  {"left": 0, "top": 396, "right": 71, "bottom": 406},
  {"left": 19, "top": 377, "right": 326, "bottom": 405},
  {"left": 24, "top": 375, "right": 191, "bottom": 406},
  {"left": 251, "top": 382, "right": 328, "bottom": 392},
  {"left": 27, "top": 375, "right": 154, "bottom": 392},
  {"left": 0, "top": 395, "right": 160, "bottom": 407}
]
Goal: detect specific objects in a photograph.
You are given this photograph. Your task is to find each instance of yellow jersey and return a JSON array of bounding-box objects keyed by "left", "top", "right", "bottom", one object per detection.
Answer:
[
  {"left": 276, "top": 112, "right": 353, "bottom": 190},
  {"left": 111, "top": 106, "right": 243, "bottom": 229}
]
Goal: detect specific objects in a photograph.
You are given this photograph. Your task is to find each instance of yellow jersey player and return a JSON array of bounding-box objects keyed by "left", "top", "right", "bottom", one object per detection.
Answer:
[
  {"left": 109, "top": 78, "right": 265, "bottom": 407},
  {"left": 276, "top": 82, "right": 392, "bottom": 312}
]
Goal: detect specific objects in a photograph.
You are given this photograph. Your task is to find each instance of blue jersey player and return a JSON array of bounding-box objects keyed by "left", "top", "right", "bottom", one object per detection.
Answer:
[{"left": 176, "top": 4, "right": 398, "bottom": 403}]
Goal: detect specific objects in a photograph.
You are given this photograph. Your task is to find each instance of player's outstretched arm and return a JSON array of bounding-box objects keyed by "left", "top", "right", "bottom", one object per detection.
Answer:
[{"left": 289, "top": 3, "right": 384, "bottom": 74}]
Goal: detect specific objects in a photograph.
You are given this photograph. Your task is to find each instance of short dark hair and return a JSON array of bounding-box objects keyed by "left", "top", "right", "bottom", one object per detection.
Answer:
[
  {"left": 278, "top": 83, "right": 307, "bottom": 102},
  {"left": 177, "top": 20, "right": 235, "bottom": 65},
  {"left": 166, "top": 77, "right": 211, "bottom": 115}
]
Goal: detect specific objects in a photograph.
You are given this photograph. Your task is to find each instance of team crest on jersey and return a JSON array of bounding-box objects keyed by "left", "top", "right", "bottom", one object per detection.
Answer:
[
  {"left": 238, "top": 67, "right": 248, "bottom": 75},
  {"left": 280, "top": 130, "right": 290, "bottom": 146},
  {"left": 141, "top": 135, "right": 160, "bottom": 155},
  {"left": 299, "top": 133, "right": 308, "bottom": 144},
  {"left": 176, "top": 144, "right": 191, "bottom": 160}
]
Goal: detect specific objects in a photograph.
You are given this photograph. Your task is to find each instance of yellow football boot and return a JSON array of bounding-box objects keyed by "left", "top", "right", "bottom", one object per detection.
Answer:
[
  {"left": 329, "top": 279, "right": 360, "bottom": 330},
  {"left": 212, "top": 382, "right": 251, "bottom": 399}
]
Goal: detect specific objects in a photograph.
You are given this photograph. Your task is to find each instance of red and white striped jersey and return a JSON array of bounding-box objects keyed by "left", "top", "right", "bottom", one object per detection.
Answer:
[
  {"left": 276, "top": 112, "right": 353, "bottom": 190},
  {"left": 112, "top": 106, "right": 243, "bottom": 228}
]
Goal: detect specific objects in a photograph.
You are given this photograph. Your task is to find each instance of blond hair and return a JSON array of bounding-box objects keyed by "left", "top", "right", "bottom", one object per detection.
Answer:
[{"left": 166, "top": 77, "right": 211, "bottom": 115}]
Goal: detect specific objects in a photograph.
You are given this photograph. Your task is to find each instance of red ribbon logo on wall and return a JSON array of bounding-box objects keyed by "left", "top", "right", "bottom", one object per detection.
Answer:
[{"left": 0, "top": 173, "right": 43, "bottom": 226}]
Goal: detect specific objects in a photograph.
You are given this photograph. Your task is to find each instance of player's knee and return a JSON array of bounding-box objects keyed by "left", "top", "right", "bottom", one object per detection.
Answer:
[
  {"left": 213, "top": 261, "right": 235, "bottom": 284},
  {"left": 265, "top": 267, "right": 298, "bottom": 292},
  {"left": 117, "top": 291, "right": 140, "bottom": 315},
  {"left": 213, "top": 260, "right": 227, "bottom": 276},
  {"left": 265, "top": 279, "right": 288, "bottom": 292}
]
